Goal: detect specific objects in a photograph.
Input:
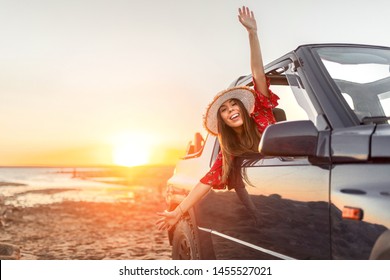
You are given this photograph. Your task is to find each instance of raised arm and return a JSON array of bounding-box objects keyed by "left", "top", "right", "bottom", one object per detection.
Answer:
[{"left": 238, "top": 6, "right": 269, "bottom": 97}]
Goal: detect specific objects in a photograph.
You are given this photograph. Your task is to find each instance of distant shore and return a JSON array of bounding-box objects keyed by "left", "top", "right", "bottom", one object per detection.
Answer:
[{"left": 0, "top": 182, "right": 27, "bottom": 187}]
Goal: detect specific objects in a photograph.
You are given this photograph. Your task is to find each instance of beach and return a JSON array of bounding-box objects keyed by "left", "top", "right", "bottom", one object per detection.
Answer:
[{"left": 0, "top": 166, "right": 174, "bottom": 260}]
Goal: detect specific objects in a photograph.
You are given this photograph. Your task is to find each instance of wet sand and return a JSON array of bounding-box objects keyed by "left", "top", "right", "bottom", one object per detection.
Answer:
[
  {"left": 0, "top": 166, "right": 174, "bottom": 260},
  {"left": 0, "top": 189, "right": 170, "bottom": 260},
  {"left": 1, "top": 198, "right": 171, "bottom": 260}
]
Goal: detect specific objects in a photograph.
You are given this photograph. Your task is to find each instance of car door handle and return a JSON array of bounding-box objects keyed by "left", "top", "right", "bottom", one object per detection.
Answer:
[{"left": 340, "top": 189, "right": 366, "bottom": 195}]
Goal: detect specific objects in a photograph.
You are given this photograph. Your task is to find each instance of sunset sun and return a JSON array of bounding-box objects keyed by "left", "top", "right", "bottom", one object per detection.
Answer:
[{"left": 112, "top": 133, "right": 151, "bottom": 167}]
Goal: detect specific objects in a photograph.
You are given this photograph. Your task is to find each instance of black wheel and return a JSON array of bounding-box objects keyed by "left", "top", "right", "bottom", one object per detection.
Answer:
[
  {"left": 369, "top": 230, "right": 390, "bottom": 259},
  {"left": 172, "top": 216, "right": 200, "bottom": 260}
]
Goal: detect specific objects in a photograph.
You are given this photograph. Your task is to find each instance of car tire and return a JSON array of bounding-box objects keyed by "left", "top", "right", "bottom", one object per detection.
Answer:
[
  {"left": 369, "top": 230, "right": 390, "bottom": 260},
  {"left": 172, "top": 216, "right": 200, "bottom": 260}
]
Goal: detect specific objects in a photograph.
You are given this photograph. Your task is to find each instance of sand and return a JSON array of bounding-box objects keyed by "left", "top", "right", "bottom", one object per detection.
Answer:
[
  {"left": 0, "top": 167, "right": 174, "bottom": 260},
  {"left": 0, "top": 193, "right": 172, "bottom": 260},
  {"left": 1, "top": 199, "right": 171, "bottom": 260}
]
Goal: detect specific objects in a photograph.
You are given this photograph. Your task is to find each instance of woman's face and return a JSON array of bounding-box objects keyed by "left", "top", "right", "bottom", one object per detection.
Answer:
[{"left": 219, "top": 99, "right": 244, "bottom": 133}]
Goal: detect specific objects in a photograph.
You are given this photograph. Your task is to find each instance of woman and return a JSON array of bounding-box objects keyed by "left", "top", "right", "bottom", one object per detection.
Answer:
[{"left": 156, "top": 6, "right": 279, "bottom": 231}]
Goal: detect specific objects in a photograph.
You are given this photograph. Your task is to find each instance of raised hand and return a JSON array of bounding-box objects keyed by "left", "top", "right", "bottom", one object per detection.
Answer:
[
  {"left": 238, "top": 6, "right": 269, "bottom": 97},
  {"left": 238, "top": 6, "right": 257, "bottom": 32}
]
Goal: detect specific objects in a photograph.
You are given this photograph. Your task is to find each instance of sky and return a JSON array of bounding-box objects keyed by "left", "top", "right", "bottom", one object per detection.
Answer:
[{"left": 1, "top": 0, "right": 390, "bottom": 167}]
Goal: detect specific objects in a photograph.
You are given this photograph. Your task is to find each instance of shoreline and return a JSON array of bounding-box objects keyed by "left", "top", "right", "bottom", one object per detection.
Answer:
[
  {"left": 1, "top": 195, "right": 171, "bottom": 260},
  {"left": 0, "top": 166, "right": 175, "bottom": 260}
]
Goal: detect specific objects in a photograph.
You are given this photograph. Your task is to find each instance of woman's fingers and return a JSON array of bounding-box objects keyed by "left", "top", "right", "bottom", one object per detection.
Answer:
[
  {"left": 156, "top": 211, "right": 167, "bottom": 217},
  {"left": 155, "top": 217, "right": 165, "bottom": 225},
  {"left": 156, "top": 222, "right": 167, "bottom": 231},
  {"left": 239, "top": 6, "right": 254, "bottom": 20},
  {"left": 239, "top": 6, "right": 249, "bottom": 16},
  {"left": 156, "top": 210, "right": 179, "bottom": 231},
  {"left": 156, "top": 218, "right": 169, "bottom": 230}
]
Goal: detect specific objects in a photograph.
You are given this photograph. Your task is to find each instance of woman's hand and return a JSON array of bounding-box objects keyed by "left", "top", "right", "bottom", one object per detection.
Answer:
[
  {"left": 238, "top": 6, "right": 269, "bottom": 97},
  {"left": 156, "top": 208, "right": 182, "bottom": 231},
  {"left": 238, "top": 6, "right": 257, "bottom": 33},
  {"left": 156, "top": 183, "right": 211, "bottom": 231}
]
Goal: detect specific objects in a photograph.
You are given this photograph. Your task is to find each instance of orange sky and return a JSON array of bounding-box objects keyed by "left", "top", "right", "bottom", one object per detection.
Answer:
[
  {"left": 1, "top": 144, "right": 185, "bottom": 167},
  {"left": 1, "top": 0, "right": 390, "bottom": 167}
]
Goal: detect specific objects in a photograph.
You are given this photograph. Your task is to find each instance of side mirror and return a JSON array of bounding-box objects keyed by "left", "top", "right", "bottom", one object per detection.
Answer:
[
  {"left": 186, "top": 141, "right": 195, "bottom": 155},
  {"left": 259, "top": 120, "right": 318, "bottom": 157},
  {"left": 193, "top": 132, "right": 204, "bottom": 154},
  {"left": 184, "top": 132, "right": 205, "bottom": 158}
]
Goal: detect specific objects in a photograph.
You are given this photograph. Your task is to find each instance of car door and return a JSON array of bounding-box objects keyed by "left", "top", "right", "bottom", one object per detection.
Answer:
[{"left": 242, "top": 155, "right": 331, "bottom": 259}]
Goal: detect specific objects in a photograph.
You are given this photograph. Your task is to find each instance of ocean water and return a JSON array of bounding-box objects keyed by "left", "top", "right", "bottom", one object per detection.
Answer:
[{"left": 0, "top": 167, "right": 137, "bottom": 207}]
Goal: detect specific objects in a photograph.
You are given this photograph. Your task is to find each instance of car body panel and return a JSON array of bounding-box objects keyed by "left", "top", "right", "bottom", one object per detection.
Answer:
[
  {"left": 371, "top": 125, "right": 390, "bottom": 158},
  {"left": 330, "top": 164, "right": 390, "bottom": 259}
]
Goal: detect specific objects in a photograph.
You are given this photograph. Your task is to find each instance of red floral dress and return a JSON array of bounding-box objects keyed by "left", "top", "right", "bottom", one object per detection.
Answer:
[{"left": 199, "top": 79, "right": 279, "bottom": 189}]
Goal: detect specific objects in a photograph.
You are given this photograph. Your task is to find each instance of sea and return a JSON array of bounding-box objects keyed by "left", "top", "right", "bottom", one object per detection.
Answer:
[{"left": 0, "top": 167, "right": 137, "bottom": 207}]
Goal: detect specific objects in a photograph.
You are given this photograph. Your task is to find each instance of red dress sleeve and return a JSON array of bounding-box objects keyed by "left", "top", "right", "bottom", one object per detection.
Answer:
[
  {"left": 199, "top": 151, "right": 226, "bottom": 189},
  {"left": 252, "top": 78, "right": 280, "bottom": 134}
]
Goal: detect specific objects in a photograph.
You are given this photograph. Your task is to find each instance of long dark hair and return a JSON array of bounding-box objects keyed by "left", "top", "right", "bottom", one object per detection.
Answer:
[{"left": 217, "top": 98, "right": 261, "bottom": 183}]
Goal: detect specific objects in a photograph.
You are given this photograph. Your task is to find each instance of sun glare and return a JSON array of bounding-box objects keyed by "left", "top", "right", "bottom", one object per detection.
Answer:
[{"left": 112, "top": 133, "right": 151, "bottom": 167}]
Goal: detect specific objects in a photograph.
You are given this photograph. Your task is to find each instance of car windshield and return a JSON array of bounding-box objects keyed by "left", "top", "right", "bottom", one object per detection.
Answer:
[{"left": 315, "top": 46, "right": 390, "bottom": 124}]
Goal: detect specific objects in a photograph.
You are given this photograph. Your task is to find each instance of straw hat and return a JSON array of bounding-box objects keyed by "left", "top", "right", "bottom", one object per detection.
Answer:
[{"left": 203, "top": 86, "right": 256, "bottom": 136}]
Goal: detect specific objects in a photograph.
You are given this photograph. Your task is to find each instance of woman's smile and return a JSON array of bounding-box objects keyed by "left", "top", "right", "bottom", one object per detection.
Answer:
[
  {"left": 230, "top": 113, "right": 240, "bottom": 120},
  {"left": 219, "top": 99, "right": 244, "bottom": 130}
]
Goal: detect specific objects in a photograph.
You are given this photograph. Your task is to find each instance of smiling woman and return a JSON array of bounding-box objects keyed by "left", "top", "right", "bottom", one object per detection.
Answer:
[{"left": 112, "top": 132, "right": 151, "bottom": 167}]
